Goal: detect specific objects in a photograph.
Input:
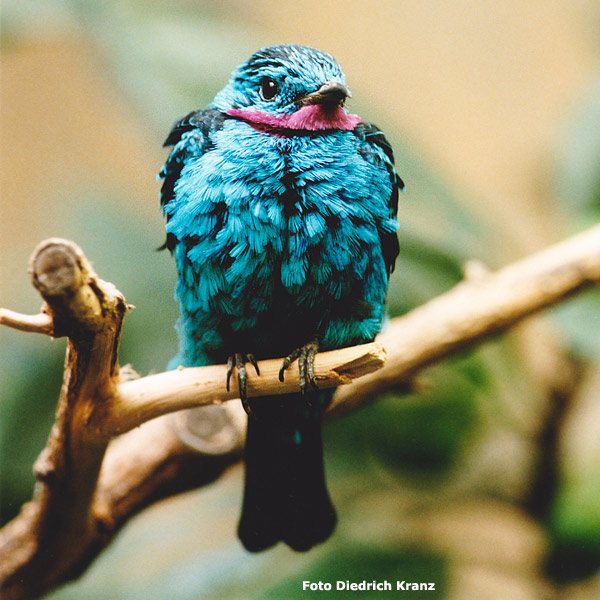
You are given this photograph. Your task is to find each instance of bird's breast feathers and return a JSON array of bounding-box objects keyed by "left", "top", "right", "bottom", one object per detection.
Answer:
[{"left": 164, "top": 118, "right": 396, "bottom": 349}]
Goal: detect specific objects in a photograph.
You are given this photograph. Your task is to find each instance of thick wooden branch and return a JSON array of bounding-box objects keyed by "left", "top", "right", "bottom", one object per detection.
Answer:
[
  {"left": 1, "top": 224, "right": 600, "bottom": 600},
  {"left": 0, "top": 239, "right": 129, "bottom": 600}
]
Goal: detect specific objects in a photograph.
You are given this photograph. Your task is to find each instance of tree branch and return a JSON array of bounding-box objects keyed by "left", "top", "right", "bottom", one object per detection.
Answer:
[
  {"left": 0, "top": 308, "right": 53, "bottom": 334},
  {"left": 95, "top": 342, "right": 387, "bottom": 437},
  {"left": 1, "top": 224, "right": 599, "bottom": 599},
  {"left": 331, "top": 222, "right": 600, "bottom": 413},
  {"left": 0, "top": 239, "right": 129, "bottom": 600}
]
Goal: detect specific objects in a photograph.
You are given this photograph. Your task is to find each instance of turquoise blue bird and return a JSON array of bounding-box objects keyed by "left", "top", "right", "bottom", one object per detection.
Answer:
[{"left": 160, "top": 44, "right": 402, "bottom": 552}]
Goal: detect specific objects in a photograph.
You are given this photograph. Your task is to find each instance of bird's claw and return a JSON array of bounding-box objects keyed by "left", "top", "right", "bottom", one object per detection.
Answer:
[
  {"left": 227, "top": 353, "right": 260, "bottom": 416},
  {"left": 279, "top": 338, "right": 320, "bottom": 394}
]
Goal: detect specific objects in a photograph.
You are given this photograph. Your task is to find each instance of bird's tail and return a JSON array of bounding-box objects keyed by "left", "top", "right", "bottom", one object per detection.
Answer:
[{"left": 237, "top": 390, "right": 336, "bottom": 552}]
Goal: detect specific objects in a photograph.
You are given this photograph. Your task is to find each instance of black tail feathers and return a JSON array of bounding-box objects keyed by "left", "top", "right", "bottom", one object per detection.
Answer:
[{"left": 237, "top": 392, "right": 336, "bottom": 552}]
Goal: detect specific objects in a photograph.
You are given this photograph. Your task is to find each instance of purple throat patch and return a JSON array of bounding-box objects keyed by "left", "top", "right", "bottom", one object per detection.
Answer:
[{"left": 227, "top": 104, "right": 363, "bottom": 133}]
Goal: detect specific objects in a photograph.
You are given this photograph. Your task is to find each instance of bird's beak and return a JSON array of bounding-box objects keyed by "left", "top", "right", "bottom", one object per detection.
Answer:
[{"left": 297, "top": 82, "right": 352, "bottom": 107}]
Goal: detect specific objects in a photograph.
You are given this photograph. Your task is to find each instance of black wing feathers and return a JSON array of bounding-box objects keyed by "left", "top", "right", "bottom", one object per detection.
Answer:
[
  {"left": 353, "top": 122, "right": 403, "bottom": 277},
  {"left": 160, "top": 109, "right": 228, "bottom": 208},
  {"left": 159, "top": 109, "right": 229, "bottom": 251}
]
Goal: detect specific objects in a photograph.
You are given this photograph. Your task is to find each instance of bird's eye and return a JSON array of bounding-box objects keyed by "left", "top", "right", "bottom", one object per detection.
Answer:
[{"left": 259, "top": 78, "right": 279, "bottom": 101}]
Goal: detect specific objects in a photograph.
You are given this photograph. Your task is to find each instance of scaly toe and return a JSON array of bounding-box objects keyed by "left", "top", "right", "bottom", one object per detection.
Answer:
[
  {"left": 279, "top": 347, "right": 301, "bottom": 382},
  {"left": 225, "top": 353, "right": 259, "bottom": 417},
  {"left": 279, "top": 338, "right": 320, "bottom": 393}
]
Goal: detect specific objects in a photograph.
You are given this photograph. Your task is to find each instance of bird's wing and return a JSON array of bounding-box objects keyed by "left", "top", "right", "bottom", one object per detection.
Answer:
[
  {"left": 159, "top": 109, "right": 229, "bottom": 251},
  {"left": 353, "top": 121, "right": 404, "bottom": 277}
]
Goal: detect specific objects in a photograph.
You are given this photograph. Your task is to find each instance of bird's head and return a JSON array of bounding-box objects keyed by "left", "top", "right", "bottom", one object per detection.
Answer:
[{"left": 211, "top": 44, "right": 362, "bottom": 132}]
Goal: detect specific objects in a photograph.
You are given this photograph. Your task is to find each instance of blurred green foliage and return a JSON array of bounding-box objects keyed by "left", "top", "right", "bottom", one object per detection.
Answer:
[
  {"left": 2, "top": 0, "right": 600, "bottom": 598},
  {"left": 0, "top": 337, "right": 64, "bottom": 522},
  {"left": 543, "top": 74, "right": 600, "bottom": 582}
]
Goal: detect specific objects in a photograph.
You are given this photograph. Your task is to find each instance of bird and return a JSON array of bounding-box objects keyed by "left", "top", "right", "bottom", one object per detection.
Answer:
[{"left": 159, "top": 44, "right": 402, "bottom": 552}]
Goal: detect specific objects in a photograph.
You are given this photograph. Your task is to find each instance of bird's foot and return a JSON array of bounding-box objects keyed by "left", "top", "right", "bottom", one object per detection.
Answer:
[
  {"left": 278, "top": 337, "right": 320, "bottom": 394},
  {"left": 226, "top": 353, "right": 260, "bottom": 416}
]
